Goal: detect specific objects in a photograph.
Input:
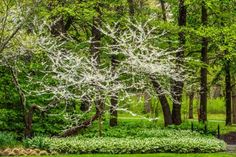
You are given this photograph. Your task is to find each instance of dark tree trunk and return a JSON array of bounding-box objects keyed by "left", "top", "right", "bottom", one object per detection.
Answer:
[
  {"left": 188, "top": 92, "right": 194, "bottom": 119},
  {"left": 90, "top": 7, "right": 102, "bottom": 63},
  {"left": 159, "top": 0, "right": 167, "bottom": 21},
  {"left": 110, "top": 95, "right": 118, "bottom": 127},
  {"left": 62, "top": 109, "right": 101, "bottom": 137},
  {"left": 24, "top": 105, "right": 41, "bottom": 138},
  {"left": 151, "top": 78, "right": 172, "bottom": 126},
  {"left": 49, "top": 1, "right": 73, "bottom": 36},
  {"left": 110, "top": 55, "right": 119, "bottom": 127},
  {"left": 232, "top": 80, "right": 236, "bottom": 124},
  {"left": 128, "top": 0, "right": 135, "bottom": 17},
  {"left": 91, "top": 4, "right": 104, "bottom": 132},
  {"left": 61, "top": 100, "right": 105, "bottom": 137},
  {"left": 62, "top": 4, "right": 103, "bottom": 137},
  {"left": 155, "top": 0, "right": 173, "bottom": 126},
  {"left": 199, "top": 0, "right": 208, "bottom": 123},
  {"left": 109, "top": 4, "right": 124, "bottom": 127},
  {"left": 225, "top": 56, "right": 231, "bottom": 125},
  {"left": 10, "top": 67, "right": 29, "bottom": 137},
  {"left": 171, "top": 0, "right": 186, "bottom": 125}
]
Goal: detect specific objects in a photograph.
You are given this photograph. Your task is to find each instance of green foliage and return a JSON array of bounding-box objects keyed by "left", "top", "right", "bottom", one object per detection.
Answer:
[
  {"left": 208, "top": 98, "right": 225, "bottom": 114},
  {"left": 0, "top": 132, "right": 18, "bottom": 148},
  {"left": 0, "top": 109, "right": 24, "bottom": 133},
  {"left": 22, "top": 153, "right": 236, "bottom": 157},
  {"left": 32, "top": 114, "right": 70, "bottom": 136},
  {"left": 24, "top": 129, "right": 226, "bottom": 154},
  {"left": 23, "top": 136, "right": 50, "bottom": 150}
]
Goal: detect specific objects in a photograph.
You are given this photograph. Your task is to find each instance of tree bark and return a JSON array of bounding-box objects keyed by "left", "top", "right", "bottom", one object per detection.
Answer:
[
  {"left": 158, "top": 0, "right": 173, "bottom": 126},
  {"left": 171, "top": 0, "right": 186, "bottom": 125},
  {"left": 159, "top": 0, "right": 167, "bottom": 21},
  {"left": 9, "top": 66, "right": 29, "bottom": 137},
  {"left": 61, "top": 109, "right": 101, "bottom": 137},
  {"left": 24, "top": 105, "right": 42, "bottom": 138},
  {"left": 188, "top": 92, "right": 194, "bottom": 119},
  {"left": 91, "top": 4, "right": 104, "bottom": 131},
  {"left": 110, "top": 95, "right": 118, "bottom": 127},
  {"left": 128, "top": 0, "right": 135, "bottom": 17},
  {"left": 90, "top": 8, "right": 102, "bottom": 64},
  {"left": 151, "top": 77, "right": 172, "bottom": 126},
  {"left": 232, "top": 78, "right": 236, "bottom": 124},
  {"left": 109, "top": 4, "right": 124, "bottom": 127},
  {"left": 199, "top": 0, "right": 208, "bottom": 123},
  {"left": 225, "top": 56, "right": 231, "bottom": 125},
  {"left": 62, "top": 3, "right": 103, "bottom": 137},
  {"left": 49, "top": 1, "right": 73, "bottom": 36},
  {"left": 110, "top": 55, "right": 119, "bottom": 127}
]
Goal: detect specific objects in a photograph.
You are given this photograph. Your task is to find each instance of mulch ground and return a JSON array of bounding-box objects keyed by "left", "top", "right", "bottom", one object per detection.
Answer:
[
  {"left": 0, "top": 148, "right": 53, "bottom": 156},
  {"left": 221, "top": 132, "right": 236, "bottom": 145}
]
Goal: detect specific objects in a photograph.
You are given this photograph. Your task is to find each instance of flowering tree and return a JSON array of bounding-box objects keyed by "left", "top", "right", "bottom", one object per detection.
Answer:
[
  {"left": 100, "top": 19, "right": 188, "bottom": 126},
  {"left": 0, "top": 0, "right": 45, "bottom": 137},
  {"left": 1, "top": 10, "right": 189, "bottom": 136}
]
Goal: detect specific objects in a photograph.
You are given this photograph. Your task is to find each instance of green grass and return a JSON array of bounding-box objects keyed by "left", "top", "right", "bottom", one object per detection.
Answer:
[
  {"left": 116, "top": 113, "right": 236, "bottom": 135},
  {"left": 32, "top": 153, "right": 236, "bottom": 157}
]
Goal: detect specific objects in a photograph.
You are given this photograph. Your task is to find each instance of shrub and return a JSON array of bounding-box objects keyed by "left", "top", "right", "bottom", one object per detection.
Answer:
[
  {"left": 23, "top": 136, "right": 50, "bottom": 150},
  {"left": 24, "top": 129, "right": 226, "bottom": 154},
  {"left": 0, "top": 132, "right": 18, "bottom": 148},
  {"left": 0, "top": 109, "right": 24, "bottom": 133}
]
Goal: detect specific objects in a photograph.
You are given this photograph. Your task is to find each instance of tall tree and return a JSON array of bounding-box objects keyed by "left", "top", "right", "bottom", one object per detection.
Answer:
[
  {"left": 110, "top": 55, "right": 119, "bottom": 127},
  {"left": 219, "top": 0, "right": 232, "bottom": 125},
  {"left": 90, "top": 3, "right": 104, "bottom": 135},
  {"left": 171, "top": 0, "right": 186, "bottom": 125},
  {"left": 62, "top": 2, "right": 104, "bottom": 137},
  {"left": 232, "top": 77, "right": 236, "bottom": 124},
  {"left": 151, "top": 78, "right": 173, "bottom": 126},
  {"left": 199, "top": 0, "right": 208, "bottom": 123},
  {"left": 156, "top": 0, "right": 173, "bottom": 126},
  {"left": 225, "top": 55, "right": 232, "bottom": 125}
]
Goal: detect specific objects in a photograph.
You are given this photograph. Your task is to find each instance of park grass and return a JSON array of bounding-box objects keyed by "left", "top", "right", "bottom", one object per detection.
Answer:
[
  {"left": 32, "top": 153, "right": 236, "bottom": 157},
  {"left": 117, "top": 113, "right": 236, "bottom": 134}
]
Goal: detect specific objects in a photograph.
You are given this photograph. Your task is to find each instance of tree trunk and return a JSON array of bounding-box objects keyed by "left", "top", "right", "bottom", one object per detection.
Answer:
[
  {"left": 24, "top": 105, "right": 41, "bottom": 138},
  {"left": 62, "top": 3, "right": 104, "bottom": 137},
  {"left": 90, "top": 9, "right": 102, "bottom": 63},
  {"left": 144, "top": 92, "right": 151, "bottom": 113},
  {"left": 225, "top": 56, "right": 231, "bottom": 125},
  {"left": 110, "top": 57, "right": 118, "bottom": 127},
  {"left": 199, "top": 0, "right": 208, "bottom": 123},
  {"left": 128, "top": 0, "right": 135, "bottom": 17},
  {"left": 48, "top": 1, "right": 73, "bottom": 36},
  {"left": 109, "top": 55, "right": 118, "bottom": 127},
  {"left": 61, "top": 109, "right": 101, "bottom": 137},
  {"left": 171, "top": 0, "right": 186, "bottom": 125},
  {"left": 9, "top": 66, "right": 29, "bottom": 137},
  {"left": 150, "top": 77, "right": 172, "bottom": 126},
  {"left": 110, "top": 95, "right": 118, "bottom": 127},
  {"left": 109, "top": 3, "right": 124, "bottom": 127},
  {"left": 188, "top": 92, "right": 194, "bottom": 119},
  {"left": 159, "top": 0, "right": 167, "bottom": 21},
  {"left": 232, "top": 78, "right": 236, "bottom": 124}
]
